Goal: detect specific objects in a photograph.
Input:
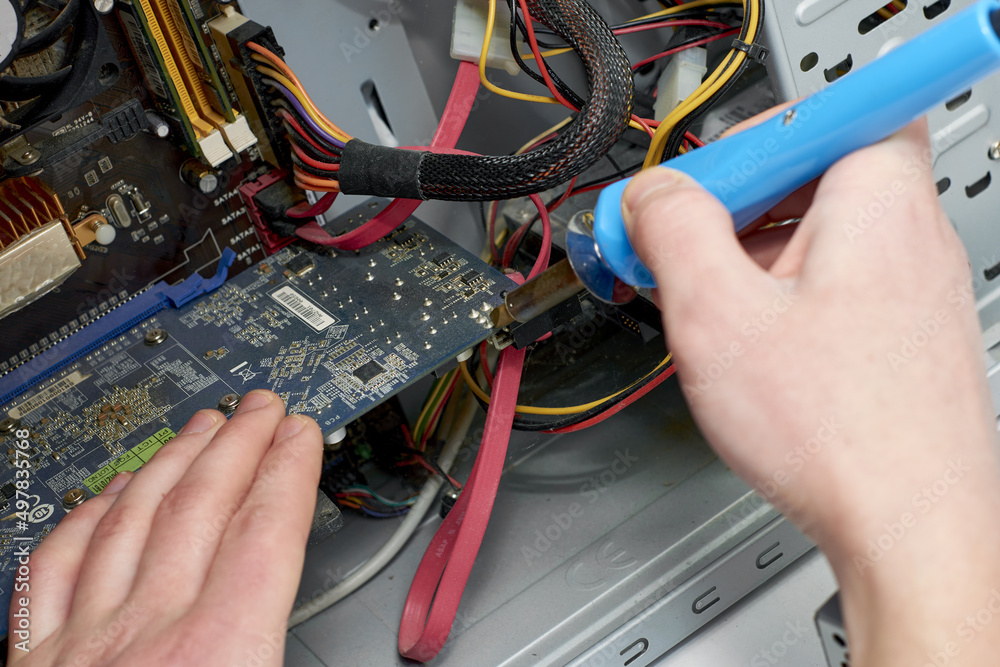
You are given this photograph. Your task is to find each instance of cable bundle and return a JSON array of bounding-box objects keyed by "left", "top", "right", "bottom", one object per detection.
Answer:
[{"left": 250, "top": 0, "right": 634, "bottom": 202}]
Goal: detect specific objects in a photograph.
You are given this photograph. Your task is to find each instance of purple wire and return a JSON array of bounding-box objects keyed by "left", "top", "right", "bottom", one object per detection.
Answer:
[{"left": 268, "top": 79, "right": 347, "bottom": 149}]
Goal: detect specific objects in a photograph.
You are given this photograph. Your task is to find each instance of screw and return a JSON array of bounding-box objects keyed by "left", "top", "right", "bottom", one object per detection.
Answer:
[
  {"left": 323, "top": 426, "right": 348, "bottom": 448},
  {"left": 92, "top": 0, "right": 114, "bottom": 13},
  {"left": 144, "top": 328, "right": 168, "bottom": 346},
  {"left": 783, "top": 109, "right": 797, "bottom": 126},
  {"left": 217, "top": 393, "right": 241, "bottom": 413},
  {"left": 63, "top": 488, "right": 87, "bottom": 510},
  {"left": 17, "top": 149, "right": 39, "bottom": 165},
  {"left": 0, "top": 418, "right": 19, "bottom": 434},
  {"left": 989, "top": 142, "right": 1000, "bottom": 160}
]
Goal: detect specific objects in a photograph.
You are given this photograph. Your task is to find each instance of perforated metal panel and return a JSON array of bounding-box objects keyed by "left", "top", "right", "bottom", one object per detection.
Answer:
[{"left": 762, "top": 0, "right": 1000, "bottom": 349}]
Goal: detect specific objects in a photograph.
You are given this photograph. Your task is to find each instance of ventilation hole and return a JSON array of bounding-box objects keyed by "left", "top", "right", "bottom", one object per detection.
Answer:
[
  {"left": 833, "top": 633, "right": 847, "bottom": 647},
  {"left": 965, "top": 172, "right": 991, "bottom": 199},
  {"left": 984, "top": 259, "right": 1000, "bottom": 281},
  {"left": 936, "top": 177, "right": 951, "bottom": 195},
  {"left": 368, "top": 18, "right": 381, "bottom": 32},
  {"left": 824, "top": 54, "right": 853, "bottom": 82},
  {"left": 945, "top": 89, "right": 972, "bottom": 111},
  {"left": 841, "top": 663, "right": 849, "bottom": 667},
  {"left": 858, "top": 0, "right": 908, "bottom": 35},
  {"left": 800, "top": 52, "right": 819, "bottom": 72},
  {"left": 360, "top": 79, "right": 397, "bottom": 147},
  {"left": 924, "top": 0, "right": 950, "bottom": 19}
]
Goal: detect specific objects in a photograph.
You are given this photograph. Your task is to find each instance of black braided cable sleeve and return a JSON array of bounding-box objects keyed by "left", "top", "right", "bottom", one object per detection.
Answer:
[{"left": 337, "top": 0, "right": 634, "bottom": 202}]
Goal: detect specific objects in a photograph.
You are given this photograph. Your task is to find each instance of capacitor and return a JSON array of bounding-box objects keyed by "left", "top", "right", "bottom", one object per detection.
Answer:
[
  {"left": 129, "top": 188, "right": 151, "bottom": 216},
  {"left": 145, "top": 110, "right": 170, "bottom": 138},
  {"left": 106, "top": 194, "right": 131, "bottom": 228},
  {"left": 180, "top": 159, "right": 219, "bottom": 194}
]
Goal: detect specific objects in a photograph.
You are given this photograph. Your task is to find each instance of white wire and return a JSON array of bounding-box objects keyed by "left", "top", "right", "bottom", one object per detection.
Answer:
[{"left": 289, "top": 393, "right": 478, "bottom": 627}]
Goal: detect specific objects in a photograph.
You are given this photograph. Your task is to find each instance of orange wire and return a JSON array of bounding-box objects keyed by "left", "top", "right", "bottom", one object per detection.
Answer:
[{"left": 246, "top": 42, "right": 353, "bottom": 141}]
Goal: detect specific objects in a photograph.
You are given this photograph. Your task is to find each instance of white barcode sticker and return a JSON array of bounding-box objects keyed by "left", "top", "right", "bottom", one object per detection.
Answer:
[{"left": 270, "top": 286, "right": 336, "bottom": 331}]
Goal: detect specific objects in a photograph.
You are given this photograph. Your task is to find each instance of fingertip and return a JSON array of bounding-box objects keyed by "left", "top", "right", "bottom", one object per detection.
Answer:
[
  {"left": 235, "top": 389, "right": 280, "bottom": 415},
  {"left": 274, "top": 414, "right": 317, "bottom": 443},
  {"left": 179, "top": 409, "right": 222, "bottom": 435},
  {"left": 621, "top": 167, "right": 692, "bottom": 236},
  {"left": 101, "top": 471, "right": 133, "bottom": 496}
]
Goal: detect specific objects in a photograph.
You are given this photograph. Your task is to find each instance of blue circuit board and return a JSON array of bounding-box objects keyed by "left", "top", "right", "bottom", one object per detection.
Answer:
[{"left": 0, "top": 213, "right": 513, "bottom": 636}]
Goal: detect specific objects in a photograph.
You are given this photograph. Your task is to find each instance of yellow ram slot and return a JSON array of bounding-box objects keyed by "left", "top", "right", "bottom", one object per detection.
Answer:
[
  {"left": 143, "top": 0, "right": 228, "bottom": 131},
  {"left": 133, "top": 0, "right": 214, "bottom": 138}
]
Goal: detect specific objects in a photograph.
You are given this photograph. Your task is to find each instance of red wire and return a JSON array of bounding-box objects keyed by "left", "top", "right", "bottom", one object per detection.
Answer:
[
  {"left": 398, "top": 346, "right": 527, "bottom": 662},
  {"left": 546, "top": 175, "right": 577, "bottom": 213},
  {"left": 419, "top": 374, "right": 459, "bottom": 451},
  {"left": 545, "top": 364, "right": 678, "bottom": 434},
  {"left": 277, "top": 109, "right": 339, "bottom": 157},
  {"left": 632, "top": 29, "right": 740, "bottom": 70},
  {"left": 614, "top": 18, "right": 732, "bottom": 36},
  {"left": 479, "top": 340, "right": 494, "bottom": 387},
  {"left": 685, "top": 131, "right": 705, "bottom": 147},
  {"left": 291, "top": 143, "right": 340, "bottom": 171},
  {"left": 295, "top": 62, "right": 480, "bottom": 250}
]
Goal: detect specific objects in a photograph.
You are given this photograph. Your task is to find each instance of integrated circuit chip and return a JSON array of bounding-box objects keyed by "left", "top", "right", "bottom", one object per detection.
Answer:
[{"left": 353, "top": 359, "right": 386, "bottom": 383}]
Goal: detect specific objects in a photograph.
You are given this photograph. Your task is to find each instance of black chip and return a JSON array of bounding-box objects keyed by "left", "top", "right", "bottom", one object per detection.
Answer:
[
  {"left": 437, "top": 271, "right": 450, "bottom": 279},
  {"left": 394, "top": 233, "right": 413, "bottom": 245},
  {"left": 1, "top": 483, "right": 13, "bottom": 500},
  {"left": 460, "top": 269, "right": 480, "bottom": 284},
  {"left": 353, "top": 360, "right": 386, "bottom": 383},
  {"left": 285, "top": 253, "right": 315, "bottom": 276},
  {"left": 432, "top": 252, "right": 451, "bottom": 266}
]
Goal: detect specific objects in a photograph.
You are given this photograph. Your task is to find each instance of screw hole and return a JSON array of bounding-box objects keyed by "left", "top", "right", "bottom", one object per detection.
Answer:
[
  {"left": 800, "top": 52, "right": 819, "bottom": 72},
  {"left": 98, "top": 63, "right": 119, "bottom": 85}
]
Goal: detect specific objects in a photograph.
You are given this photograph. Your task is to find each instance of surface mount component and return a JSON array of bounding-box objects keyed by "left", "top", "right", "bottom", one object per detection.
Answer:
[{"left": 0, "top": 205, "right": 512, "bottom": 637}]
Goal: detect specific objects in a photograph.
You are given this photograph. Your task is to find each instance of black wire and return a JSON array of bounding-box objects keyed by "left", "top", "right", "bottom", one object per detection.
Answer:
[
  {"left": 530, "top": 5, "right": 743, "bottom": 37},
  {"left": 271, "top": 98, "right": 344, "bottom": 156},
  {"left": 510, "top": 360, "right": 671, "bottom": 431},
  {"left": 506, "top": 158, "right": 643, "bottom": 263},
  {"left": 282, "top": 120, "right": 342, "bottom": 164},
  {"left": 658, "top": 0, "right": 765, "bottom": 160},
  {"left": 509, "top": 0, "right": 586, "bottom": 108}
]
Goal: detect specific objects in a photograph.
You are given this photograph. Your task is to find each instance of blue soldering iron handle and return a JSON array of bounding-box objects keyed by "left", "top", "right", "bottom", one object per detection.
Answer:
[{"left": 594, "top": 0, "right": 1000, "bottom": 288}]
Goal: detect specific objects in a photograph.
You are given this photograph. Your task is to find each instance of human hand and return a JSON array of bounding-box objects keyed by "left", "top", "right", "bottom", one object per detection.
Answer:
[
  {"left": 624, "top": 117, "right": 1000, "bottom": 665},
  {"left": 9, "top": 390, "right": 323, "bottom": 666}
]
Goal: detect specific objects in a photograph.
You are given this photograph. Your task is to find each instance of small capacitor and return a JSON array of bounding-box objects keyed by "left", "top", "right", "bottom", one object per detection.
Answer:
[
  {"left": 129, "top": 188, "right": 151, "bottom": 216},
  {"left": 145, "top": 111, "right": 170, "bottom": 138},
  {"left": 180, "top": 159, "right": 219, "bottom": 194},
  {"left": 106, "top": 194, "right": 131, "bottom": 228}
]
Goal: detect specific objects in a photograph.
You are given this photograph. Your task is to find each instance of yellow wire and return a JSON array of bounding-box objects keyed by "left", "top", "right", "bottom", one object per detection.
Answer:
[
  {"left": 522, "top": 0, "right": 734, "bottom": 59},
  {"left": 252, "top": 61, "right": 352, "bottom": 142},
  {"left": 643, "top": 0, "right": 760, "bottom": 166},
  {"left": 459, "top": 355, "right": 672, "bottom": 415},
  {"left": 480, "top": 0, "right": 560, "bottom": 104}
]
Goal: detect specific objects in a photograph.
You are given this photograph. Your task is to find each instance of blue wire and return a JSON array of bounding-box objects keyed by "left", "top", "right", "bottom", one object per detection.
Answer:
[{"left": 360, "top": 506, "right": 410, "bottom": 519}]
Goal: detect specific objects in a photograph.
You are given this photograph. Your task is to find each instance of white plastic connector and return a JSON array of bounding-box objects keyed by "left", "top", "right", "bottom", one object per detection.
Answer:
[
  {"left": 451, "top": 0, "right": 520, "bottom": 76},
  {"left": 653, "top": 47, "right": 708, "bottom": 122}
]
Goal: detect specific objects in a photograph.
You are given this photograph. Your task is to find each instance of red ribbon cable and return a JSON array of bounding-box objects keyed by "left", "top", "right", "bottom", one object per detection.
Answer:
[
  {"left": 398, "top": 345, "right": 526, "bottom": 661},
  {"left": 296, "top": 61, "right": 481, "bottom": 250}
]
